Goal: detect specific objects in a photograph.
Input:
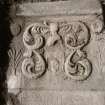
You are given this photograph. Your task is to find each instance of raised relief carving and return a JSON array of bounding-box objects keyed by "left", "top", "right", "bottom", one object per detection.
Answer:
[
  {"left": 46, "top": 23, "right": 60, "bottom": 46},
  {"left": 22, "top": 51, "right": 45, "bottom": 79},
  {"left": 65, "top": 50, "right": 92, "bottom": 81},
  {"left": 22, "top": 23, "right": 46, "bottom": 79},
  {"left": 91, "top": 16, "right": 104, "bottom": 34},
  {"left": 8, "top": 48, "right": 22, "bottom": 74},
  {"left": 64, "top": 22, "right": 89, "bottom": 49},
  {"left": 10, "top": 18, "right": 24, "bottom": 37},
  {"left": 22, "top": 21, "right": 92, "bottom": 81},
  {"left": 10, "top": 22, "right": 21, "bottom": 36},
  {"left": 8, "top": 47, "right": 22, "bottom": 94},
  {"left": 49, "top": 58, "right": 60, "bottom": 73},
  {"left": 63, "top": 22, "right": 92, "bottom": 80}
]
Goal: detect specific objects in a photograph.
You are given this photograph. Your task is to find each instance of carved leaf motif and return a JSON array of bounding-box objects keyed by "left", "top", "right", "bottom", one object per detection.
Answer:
[
  {"left": 65, "top": 50, "right": 92, "bottom": 81},
  {"left": 8, "top": 48, "right": 22, "bottom": 95},
  {"left": 59, "top": 23, "right": 72, "bottom": 35},
  {"left": 22, "top": 21, "right": 92, "bottom": 81},
  {"left": 22, "top": 51, "right": 45, "bottom": 79},
  {"left": 8, "top": 48, "right": 23, "bottom": 74},
  {"left": 64, "top": 22, "right": 90, "bottom": 49},
  {"left": 23, "top": 26, "right": 44, "bottom": 50}
]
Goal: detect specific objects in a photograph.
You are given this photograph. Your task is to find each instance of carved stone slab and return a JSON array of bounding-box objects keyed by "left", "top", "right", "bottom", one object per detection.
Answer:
[{"left": 7, "top": 0, "right": 105, "bottom": 105}]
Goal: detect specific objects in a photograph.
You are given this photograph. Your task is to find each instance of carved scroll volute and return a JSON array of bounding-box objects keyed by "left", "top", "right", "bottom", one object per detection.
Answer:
[
  {"left": 64, "top": 22, "right": 90, "bottom": 49},
  {"left": 64, "top": 22, "right": 92, "bottom": 81},
  {"left": 65, "top": 50, "right": 92, "bottom": 81},
  {"left": 22, "top": 23, "right": 47, "bottom": 79}
]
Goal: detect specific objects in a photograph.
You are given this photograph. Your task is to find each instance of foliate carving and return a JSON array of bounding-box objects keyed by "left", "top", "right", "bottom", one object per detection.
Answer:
[
  {"left": 22, "top": 51, "right": 45, "bottom": 79},
  {"left": 63, "top": 22, "right": 92, "bottom": 81},
  {"left": 64, "top": 22, "right": 89, "bottom": 49},
  {"left": 22, "top": 23, "right": 47, "bottom": 79},
  {"left": 23, "top": 24, "right": 44, "bottom": 50},
  {"left": 22, "top": 21, "right": 92, "bottom": 81},
  {"left": 65, "top": 50, "right": 92, "bottom": 81},
  {"left": 8, "top": 47, "right": 22, "bottom": 94},
  {"left": 8, "top": 48, "right": 22, "bottom": 74},
  {"left": 91, "top": 16, "right": 104, "bottom": 34}
]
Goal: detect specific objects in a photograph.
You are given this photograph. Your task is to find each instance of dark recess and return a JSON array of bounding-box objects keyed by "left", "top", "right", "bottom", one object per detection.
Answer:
[{"left": 0, "top": 0, "right": 12, "bottom": 105}]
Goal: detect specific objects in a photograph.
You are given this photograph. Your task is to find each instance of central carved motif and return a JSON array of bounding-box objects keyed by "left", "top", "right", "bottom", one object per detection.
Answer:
[{"left": 22, "top": 21, "right": 92, "bottom": 81}]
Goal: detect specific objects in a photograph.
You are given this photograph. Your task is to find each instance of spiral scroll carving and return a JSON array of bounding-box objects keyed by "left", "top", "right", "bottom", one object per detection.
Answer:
[
  {"left": 23, "top": 24, "right": 45, "bottom": 50},
  {"left": 65, "top": 50, "right": 92, "bottom": 81},
  {"left": 63, "top": 22, "right": 92, "bottom": 81},
  {"left": 22, "top": 51, "right": 45, "bottom": 79},
  {"left": 62, "top": 22, "right": 90, "bottom": 49},
  {"left": 22, "top": 21, "right": 92, "bottom": 81},
  {"left": 22, "top": 23, "right": 47, "bottom": 79}
]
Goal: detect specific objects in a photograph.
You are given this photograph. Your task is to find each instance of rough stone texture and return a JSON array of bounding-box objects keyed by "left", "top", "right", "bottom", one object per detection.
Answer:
[
  {"left": 7, "top": 0, "right": 105, "bottom": 105},
  {"left": 17, "top": 0, "right": 102, "bottom": 16},
  {"left": 20, "top": 91, "right": 105, "bottom": 105}
]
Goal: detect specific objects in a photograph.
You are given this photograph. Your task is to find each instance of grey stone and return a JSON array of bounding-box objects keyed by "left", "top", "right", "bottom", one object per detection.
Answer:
[
  {"left": 20, "top": 91, "right": 105, "bottom": 105},
  {"left": 16, "top": 0, "right": 102, "bottom": 16},
  {"left": 7, "top": 0, "right": 105, "bottom": 105}
]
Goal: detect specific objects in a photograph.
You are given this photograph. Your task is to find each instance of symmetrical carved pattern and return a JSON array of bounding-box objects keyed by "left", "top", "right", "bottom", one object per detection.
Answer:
[{"left": 22, "top": 21, "right": 92, "bottom": 81}]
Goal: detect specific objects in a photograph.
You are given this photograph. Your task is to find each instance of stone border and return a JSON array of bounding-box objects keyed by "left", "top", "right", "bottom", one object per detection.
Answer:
[{"left": 16, "top": 0, "right": 102, "bottom": 16}]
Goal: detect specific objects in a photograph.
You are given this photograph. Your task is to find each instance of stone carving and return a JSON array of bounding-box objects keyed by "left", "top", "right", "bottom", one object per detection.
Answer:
[
  {"left": 10, "top": 22, "right": 21, "bottom": 36},
  {"left": 8, "top": 48, "right": 22, "bottom": 74},
  {"left": 22, "top": 23, "right": 46, "bottom": 79},
  {"left": 22, "top": 51, "right": 45, "bottom": 79},
  {"left": 8, "top": 48, "right": 22, "bottom": 94},
  {"left": 23, "top": 24, "right": 44, "bottom": 51},
  {"left": 65, "top": 50, "right": 92, "bottom": 81},
  {"left": 64, "top": 22, "right": 89, "bottom": 49},
  {"left": 49, "top": 58, "right": 59, "bottom": 73},
  {"left": 63, "top": 22, "right": 92, "bottom": 80},
  {"left": 22, "top": 21, "right": 92, "bottom": 81},
  {"left": 91, "top": 16, "right": 104, "bottom": 34},
  {"left": 46, "top": 23, "right": 60, "bottom": 46}
]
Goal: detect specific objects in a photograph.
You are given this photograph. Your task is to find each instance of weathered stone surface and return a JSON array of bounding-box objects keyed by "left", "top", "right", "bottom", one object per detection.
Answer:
[
  {"left": 17, "top": 0, "right": 102, "bottom": 16},
  {"left": 20, "top": 91, "right": 105, "bottom": 105},
  {"left": 7, "top": 0, "right": 105, "bottom": 105},
  {"left": 7, "top": 15, "right": 105, "bottom": 90}
]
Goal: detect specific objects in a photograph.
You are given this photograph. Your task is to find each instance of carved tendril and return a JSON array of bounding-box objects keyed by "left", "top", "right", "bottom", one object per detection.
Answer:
[
  {"left": 23, "top": 25, "right": 44, "bottom": 50},
  {"left": 22, "top": 51, "right": 45, "bottom": 79},
  {"left": 64, "top": 22, "right": 92, "bottom": 81},
  {"left": 65, "top": 22, "right": 89, "bottom": 49},
  {"left": 65, "top": 50, "right": 92, "bottom": 81}
]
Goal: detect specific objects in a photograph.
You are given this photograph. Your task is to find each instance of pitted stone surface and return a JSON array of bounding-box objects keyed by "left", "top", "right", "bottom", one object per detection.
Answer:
[
  {"left": 20, "top": 91, "right": 105, "bottom": 105},
  {"left": 7, "top": 0, "right": 105, "bottom": 105},
  {"left": 17, "top": 0, "right": 102, "bottom": 16}
]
